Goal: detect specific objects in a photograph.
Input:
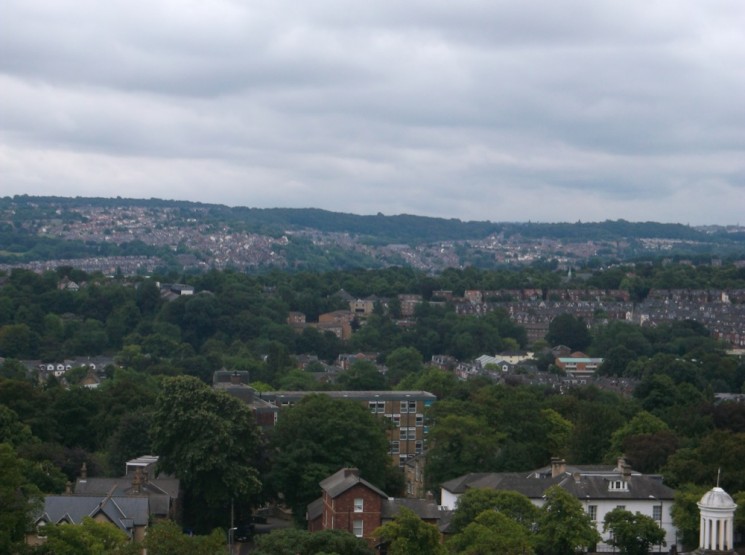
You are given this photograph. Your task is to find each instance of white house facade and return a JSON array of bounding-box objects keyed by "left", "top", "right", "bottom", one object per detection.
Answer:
[{"left": 440, "top": 458, "right": 678, "bottom": 553}]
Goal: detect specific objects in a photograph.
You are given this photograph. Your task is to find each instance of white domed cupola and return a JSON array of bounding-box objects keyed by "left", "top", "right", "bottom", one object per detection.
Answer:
[{"left": 697, "top": 486, "right": 737, "bottom": 553}]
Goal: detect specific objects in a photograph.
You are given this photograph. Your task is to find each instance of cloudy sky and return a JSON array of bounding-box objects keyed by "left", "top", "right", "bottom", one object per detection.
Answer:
[{"left": 2, "top": 1, "right": 744, "bottom": 224}]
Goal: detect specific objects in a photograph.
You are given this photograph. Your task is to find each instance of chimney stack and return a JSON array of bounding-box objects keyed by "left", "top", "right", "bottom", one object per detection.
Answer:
[
  {"left": 80, "top": 462, "right": 88, "bottom": 481},
  {"left": 132, "top": 467, "right": 143, "bottom": 494},
  {"left": 344, "top": 468, "right": 360, "bottom": 479},
  {"left": 551, "top": 457, "right": 567, "bottom": 478}
]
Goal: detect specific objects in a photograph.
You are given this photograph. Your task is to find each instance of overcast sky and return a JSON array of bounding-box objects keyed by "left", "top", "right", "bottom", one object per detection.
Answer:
[{"left": 2, "top": 1, "right": 744, "bottom": 224}]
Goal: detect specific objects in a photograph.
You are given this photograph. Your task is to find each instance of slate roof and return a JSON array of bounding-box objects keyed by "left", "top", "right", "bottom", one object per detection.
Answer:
[
  {"left": 320, "top": 468, "right": 388, "bottom": 499},
  {"left": 382, "top": 498, "right": 442, "bottom": 520},
  {"left": 558, "top": 474, "right": 675, "bottom": 501},
  {"left": 443, "top": 469, "right": 675, "bottom": 502},
  {"left": 307, "top": 497, "right": 324, "bottom": 521},
  {"left": 36, "top": 494, "right": 149, "bottom": 536},
  {"left": 74, "top": 476, "right": 179, "bottom": 517},
  {"left": 440, "top": 473, "right": 493, "bottom": 494}
]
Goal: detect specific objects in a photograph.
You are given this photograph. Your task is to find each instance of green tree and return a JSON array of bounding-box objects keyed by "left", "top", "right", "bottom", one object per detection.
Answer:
[
  {"left": 373, "top": 507, "right": 446, "bottom": 555},
  {"left": 447, "top": 509, "right": 535, "bottom": 555},
  {"left": 268, "top": 394, "right": 392, "bottom": 520},
  {"left": 603, "top": 508, "right": 666, "bottom": 555},
  {"left": 545, "top": 314, "right": 591, "bottom": 351},
  {"left": 254, "top": 528, "right": 374, "bottom": 555},
  {"left": 0, "top": 323, "right": 36, "bottom": 358},
  {"left": 336, "top": 360, "right": 386, "bottom": 391},
  {"left": 607, "top": 411, "right": 669, "bottom": 459},
  {"left": 150, "top": 376, "right": 261, "bottom": 531},
  {"left": 0, "top": 443, "right": 42, "bottom": 553},
  {"left": 142, "top": 519, "right": 226, "bottom": 555},
  {"left": 535, "top": 486, "right": 601, "bottom": 555},
  {"left": 33, "top": 517, "right": 134, "bottom": 555},
  {"left": 670, "top": 484, "right": 709, "bottom": 550},
  {"left": 449, "top": 488, "right": 539, "bottom": 534},
  {"left": 0, "top": 405, "right": 36, "bottom": 447},
  {"left": 425, "top": 414, "right": 505, "bottom": 491},
  {"left": 385, "top": 347, "right": 424, "bottom": 385}
]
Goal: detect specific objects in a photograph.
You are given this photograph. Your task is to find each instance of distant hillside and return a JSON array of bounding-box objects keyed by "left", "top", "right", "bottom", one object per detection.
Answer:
[{"left": 1, "top": 196, "right": 714, "bottom": 243}]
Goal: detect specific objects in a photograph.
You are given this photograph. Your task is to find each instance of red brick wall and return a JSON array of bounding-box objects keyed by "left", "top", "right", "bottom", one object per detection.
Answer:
[{"left": 324, "top": 484, "right": 382, "bottom": 541}]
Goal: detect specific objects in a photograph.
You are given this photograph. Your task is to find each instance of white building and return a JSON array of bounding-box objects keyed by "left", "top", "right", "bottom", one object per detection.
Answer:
[
  {"left": 440, "top": 458, "right": 678, "bottom": 552},
  {"left": 697, "top": 486, "right": 737, "bottom": 552}
]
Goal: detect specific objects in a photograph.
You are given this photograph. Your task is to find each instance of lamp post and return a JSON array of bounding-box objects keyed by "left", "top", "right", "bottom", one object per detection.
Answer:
[{"left": 228, "top": 527, "right": 237, "bottom": 555}]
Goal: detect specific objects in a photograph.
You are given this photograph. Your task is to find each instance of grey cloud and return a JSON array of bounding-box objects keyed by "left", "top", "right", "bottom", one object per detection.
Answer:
[{"left": 1, "top": 0, "right": 744, "bottom": 224}]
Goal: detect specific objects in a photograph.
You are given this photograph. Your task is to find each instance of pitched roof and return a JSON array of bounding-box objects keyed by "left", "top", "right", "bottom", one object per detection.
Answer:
[
  {"left": 319, "top": 468, "right": 388, "bottom": 499},
  {"left": 440, "top": 473, "right": 493, "bottom": 494},
  {"left": 73, "top": 476, "right": 179, "bottom": 517},
  {"left": 36, "top": 495, "right": 149, "bottom": 536},
  {"left": 444, "top": 469, "right": 675, "bottom": 502},
  {"left": 307, "top": 497, "right": 324, "bottom": 521},
  {"left": 382, "top": 498, "right": 442, "bottom": 520}
]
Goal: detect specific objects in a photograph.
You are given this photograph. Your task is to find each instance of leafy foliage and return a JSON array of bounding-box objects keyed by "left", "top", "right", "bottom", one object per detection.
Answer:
[
  {"left": 449, "top": 488, "right": 539, "bottom": 534},
  {"left": 603, "top": 508, "right": 666, "bottom": 555},
  {"left": 447, "top": 509, "right": 535, "bottom": 554},
  {"left": 151, "top": 376, "right": 261, "bottom": 530},
  {"left": 535, "top": 486, "right": 601, "bottom": 555},
  {"left": 142, "top": 519, "right": 226, "bottom": 555},
  {"left": 373, "top": 507, "right": 446, "bottom": 555},
  {"left": 0, "top": 443, "right": 42, "bottom": 553},
  {"left": 254, "top": 528, "right": 374, "bottom": 555},
  {"left": 268, "top": 394, "right": 392, "bottom": 520}
]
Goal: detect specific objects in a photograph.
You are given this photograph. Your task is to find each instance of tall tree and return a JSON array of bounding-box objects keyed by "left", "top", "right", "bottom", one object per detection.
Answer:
[
  {"left": 268, "top": 394, "right": 392, "bottom": 520},
  {"left": 150, "top": 376, "right": 261, "bottom": 531},
  {"left": 535, "top": 486, "right": 601, "bottom": 555},
  {"left": 0, "top": 443, "right": 42, "bottom": 553}
]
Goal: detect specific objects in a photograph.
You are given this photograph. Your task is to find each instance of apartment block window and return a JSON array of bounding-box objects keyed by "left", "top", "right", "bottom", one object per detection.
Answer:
[
  {"left": 653, "top": 505, "right": 662, "bottom": 521},
  {"left": 390, "top": 441, "right": 400, "bottom": 454},
  {"left": 400, "top": 401, "right": 409, "bottom": 413},
  {"left": 399, "top": 427, "right": 416, "bottom": 440},
  {"left": 391, "top": 415, "right": 401, "bottom": 427},
  {"left": 399, "top": 455, "right": 408, "bottom": 467},
  {"left": 353, "top": 519, "right": 363, "bottom": 537},
  {"left": 368, "top": 401, "right": 385, "bottom": 413},
  {"left": 415, "top": 440, "right": 423, "bottom": 454},
  {"left": 415, "top": 414, "right": 424, "bottom": 427},
  {"left": 407, "top": 400, "right": 417, "bottom": 412},
  {"left": 616, "top": 505, "right": 626, "bottom": 511},
  {"left": 587, "top": 505, "right": 597, "bottom": 521},
  {"left": 354, "top": 498, "right": 363, "bottom": 513}
]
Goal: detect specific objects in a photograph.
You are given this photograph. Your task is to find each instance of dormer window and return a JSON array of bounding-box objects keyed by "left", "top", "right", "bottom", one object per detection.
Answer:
[{"left": 608, "top": 479, "right": 628, "bottom": 491}]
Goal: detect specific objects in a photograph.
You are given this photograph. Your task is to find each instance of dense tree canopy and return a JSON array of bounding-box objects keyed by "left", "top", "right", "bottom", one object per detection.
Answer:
[
  {"left": 268, "top": 394, "right": 393, "bottom": 519},
  {"left": 151, "top": 376, "right": 261, "bottom": 531}
]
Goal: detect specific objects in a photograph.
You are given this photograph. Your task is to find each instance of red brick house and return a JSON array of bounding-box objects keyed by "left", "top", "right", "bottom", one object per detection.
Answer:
[
  {"left": 307, "top": 468, "right": 445, "bottom": 546},
  {"left": 307, "top": 468, "right": 387, "bottom": 542}
]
